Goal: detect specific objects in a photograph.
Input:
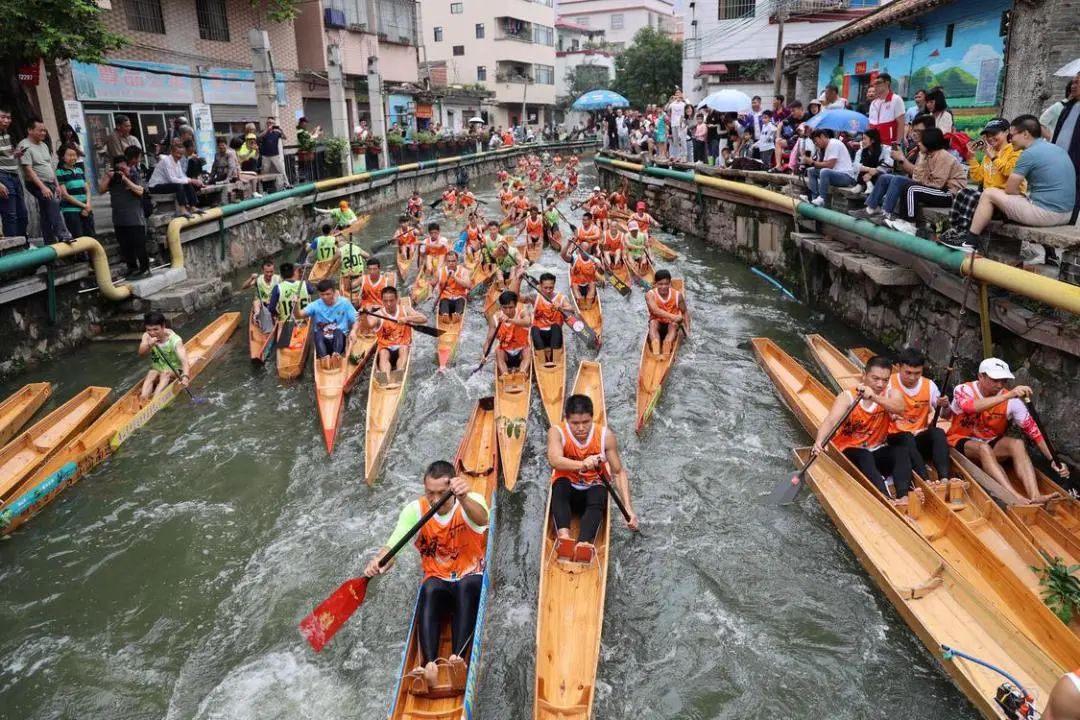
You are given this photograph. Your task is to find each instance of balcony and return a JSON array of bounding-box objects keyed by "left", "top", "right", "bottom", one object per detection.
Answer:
[
  {"left": 771, "top": 0, "right": 879, "bottom": 21},
  {"left": 496, "top": 61, "right": 532, "bottom": 84},
  {"left": 495, "top": 16, "right": 534, "bottom": 43}
]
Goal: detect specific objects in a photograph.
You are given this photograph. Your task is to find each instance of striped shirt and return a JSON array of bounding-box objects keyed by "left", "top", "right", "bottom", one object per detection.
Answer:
[
  {"left": 0, "top": 131, "right": 17, "bottom": 175},
  {"left": 56, "top": 165, "right": 88, "bottom": 213}
]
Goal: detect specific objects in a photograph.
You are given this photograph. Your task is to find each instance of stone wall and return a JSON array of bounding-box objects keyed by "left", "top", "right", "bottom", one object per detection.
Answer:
[{"left": 1002, "top": 0, "right": 1080, "bottom": 119}]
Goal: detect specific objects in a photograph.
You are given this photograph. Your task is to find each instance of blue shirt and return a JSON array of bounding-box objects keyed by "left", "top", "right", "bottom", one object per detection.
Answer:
[
  {"left": 301, "top": 296, "right": 357, "bottom": 334},
  {"left": 1012, "top": 139, "right": 1078, "bottom": 213}
]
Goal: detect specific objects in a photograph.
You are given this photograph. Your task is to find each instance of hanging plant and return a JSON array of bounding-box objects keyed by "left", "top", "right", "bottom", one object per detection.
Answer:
[{"left": 1034, "top": 555, "right": 1080, "bottom": 623}]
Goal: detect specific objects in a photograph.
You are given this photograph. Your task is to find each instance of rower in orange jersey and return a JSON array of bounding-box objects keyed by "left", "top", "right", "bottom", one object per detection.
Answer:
[
  {"left": 601, "top": 220, "right": 625, "bottom": 270},
  {"left": 630, "top": 201, "right": 659, "bottom": 234},
  {"left": 561, "top": 232, "right": 600, "bottom": 312},
  {"left": 406, "top": 190, "right": 424, "bottom": 220},
  {"left": 358, "top": 258, "right": 393, "bottom": 331},
  {"left": 567, "top": 167, "right": 579, "bottom": 188},
  {"left": 644, "top": 269, "right": 690, "bottom": 358},
  {"left": 609, "top": 189, "right": 628, "bottom": 212},
  {"left": 432, "top": 250, "right": 473, "bottom": 325},
  {"left": 573, "top": 211, "right": 602, "bottom": 252},
  {"left": 511, "top": 187, "right": 531, "bottom": 223},
  {"left": 441, "top": 185, "right": 458, "bottom": 212},
  {"left": 481, "top": 290, "right": 533, "bottom": 376},
  {"left": 496, "top": 169, "right": 510, "bottom": 184},
  {"left": 552, "top": 154, "right": 563, "bottom": 168},
  {"left": 374, "top": 285, "right": 427, "bottom": 375},
  {"left": 498, "top": 182, "right": 514, "bottom": 214},
  {"left": 421, "top": 221, "right": 450, "bottom": 277},
  {"left": 523, "top": 205, "right": 544, "bottom": 256},
  {"left": 394, "top": 216, "right": 419, "bottom": 266},
  {"left": 529, "top": 271, "right": 574, "bottom": 367},
  {"left": 552, "top": 176, "right": 567, "bottom": 199},
  {"left": 458, "top": 188, "right": 477, "bottom": 210}
]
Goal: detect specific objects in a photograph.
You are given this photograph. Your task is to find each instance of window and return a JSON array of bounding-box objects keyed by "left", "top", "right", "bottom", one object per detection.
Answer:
[
  {"left": 379, "top": 0, "right": 417, "bottom": 44},
  {"left": 450, "top": 2, "right": 463, "bottom": 14},
  {"left": 838, "top": 48, "right": 845, "bottom": 66},
  {"left": 883, "top": 38, "right": 891, "bottom": 59},
  {"left": 125, "top": 0, "right": 165, "bottom": 33},
  {"left": 535, "top": 64, "right": 555, "bottom": 85},
  {"left": 325, "top": 0, "right": 368, "bottom": 27},
  {"left": 196, "top": 0, "right": 230, "bottom": 41},
  {"left": 476, "top": 23, "right": 484, "bottom": 39},
  {"left": 434, "top": 26, "right": 443, "bottom": 41},
  {"left": 453, "top": 45, "right": 465, "bottom": 56},
  {"left": 477, "top": 66, "right": 487, "bottom": 81},
  {"left": 718, "top": 0, "right": 755, "bottom": 20},
  {"left": 571, "top": 38, "right": 580, "bottom": 51},
  {"left": 945, "top": 23, "right": 955, "bottom": 48},
  {"left": 532, "top": 24, "right": 554, "bottom": 46},
  {"left": 611, "top": 13, "right": 624, "bottom": 30}
]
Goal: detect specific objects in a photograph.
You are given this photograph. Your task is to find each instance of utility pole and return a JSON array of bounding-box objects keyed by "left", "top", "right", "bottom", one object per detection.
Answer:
[
  {"left": 773, "top": 0, "right": 787, "bottom": 97},
  {"left": 415, "top": 0, "right": 430, "bottom": 91},
  {"left": 366, "top": 0, "right": 389, "bottom": 158},
  {"left": 249, "top": 30, "right": 278, "bottom": 122},
  {"left": 327, "top": 43, "right": 353, "bottom": 175}
]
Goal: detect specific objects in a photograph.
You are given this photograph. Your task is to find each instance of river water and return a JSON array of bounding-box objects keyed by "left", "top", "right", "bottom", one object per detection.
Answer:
[{"left": 0, "top": 162, "right": 980, "bottom": 720}]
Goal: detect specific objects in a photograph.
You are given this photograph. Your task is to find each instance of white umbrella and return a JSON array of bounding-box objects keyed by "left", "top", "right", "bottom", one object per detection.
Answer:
[
  {"left": 468, "top": 117, "right": 485, "bottom": 124},
  {"left": 697, "top": 89, "right": 752, "bottom": 113},
  {"left": 1054, "top": 59, "right": 1080, "bottom": 77}
]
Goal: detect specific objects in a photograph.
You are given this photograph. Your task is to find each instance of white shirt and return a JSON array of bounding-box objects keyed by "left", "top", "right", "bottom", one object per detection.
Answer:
[
  {"left": 148, "top": 154, "right": 191, "bottom": 186},
  {"left": 869, "top": 93, "right": 906, "bottom": 141},
  {"left": 821, "top": 98, "right": 848, "bottom": 110},
  {"left": 822, "top": 138, "right": 855, "bottom": 177},
  {"left": 669, "top": 100, "right": 687, "bottom": 127},
  {"left": 756, "top": 121, "right": 777, "bottom": 151}
]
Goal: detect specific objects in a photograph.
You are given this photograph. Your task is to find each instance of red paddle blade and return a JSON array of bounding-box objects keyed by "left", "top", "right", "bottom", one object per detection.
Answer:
[{"left": 299, "top": 577, "right": 369, "bottom": 652}]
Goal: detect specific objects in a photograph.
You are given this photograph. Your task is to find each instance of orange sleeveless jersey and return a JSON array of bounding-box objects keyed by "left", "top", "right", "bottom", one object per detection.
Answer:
[
  {"left": 496, "top": 308, "right": 530, "bottom": 351},
  {"left": 888, "top": 374, "right": 932, "bottom": 435},
  {"left": 647, "top": 287, "right": 681, "bottom": 322},
  {"left": 426, "top": 237, "right": 449, "bottom": 257},
  {"left": 514, "top": 196, "right": 530, "bottom": 211},
  {"left": 415, "top": 497, "right": 487, "bottom": 581},
  {"left": 631, "top": 213, "right": 652, "bottom": 232},
  {"left": 459, "top": 193, "right": 476, "bottom": 206},
  {"left": 604, "top": 229, "right": 623, "bottom": 252},
  {"left": 551, "top": 421, "right": 608, "bottom": 486},
  {"left": 438, "top": 267, "right": 469, "bottom": 300},
  {"left": 946, "top": 381, "right": 1009, "bottom": 447},
  {"left": 533, "top": 292, "right": 566, "bottom": 330},
  {"left": 466, "top": 225, "right": 481, "bottom": 242},
  {"left": 395, "top": 229, "right": 417, "bottom": 246},
  {"left": 832, "top": 390, "right": 890, "bottom": 452},
  {"left": 525, "top": 217, "right": 543, "bottom": 238},
  {"left": 576, "top": 224, "right": 601, "bottom": 245},
  {"left": 360, "top": 273, "right": 390, "bottom": 310},
  {"left": 499, "top": 190, "right": 513, "bottom": 205},
  {"left": 571, "top": 253, "right": 597, "bottom": 285},
  {"left": 376, "top": 304, "right": 413, "bottom": 349}
]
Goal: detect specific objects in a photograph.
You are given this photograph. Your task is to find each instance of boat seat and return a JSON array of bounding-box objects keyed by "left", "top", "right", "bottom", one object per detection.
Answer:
[
  {"left": 536, "top": 696, "right": 592, "bottom": 716},
  {"left": 899, "top": 563, "right": 945, "bottom": 600},
  {"left": 965, "top": 517, "right": 987, "bottom": 532},
  {"left": 401, "top": 706, "right": 465, "bottom": 719},
  {"left": 462, "top": 466, "right": 494, "bottom": 477}
]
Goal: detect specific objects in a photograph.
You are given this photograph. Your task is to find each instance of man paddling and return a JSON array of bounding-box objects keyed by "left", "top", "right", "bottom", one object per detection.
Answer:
[
  {"left": 359, "top": 258, "right": 392, "bottom": 333},
  {"left": 432, "top": 251, "right": 473, "bottom": 326},
  {"left": 947, "top": 358, "right": 1069, "bottom": 502},
  {"left": 530, "top": 272, "right": 574, "bottom": 368},
  {"left": 338, "top": 232, "right": 369, "bottom": 304},
  {"left": 406, "top": 190, "right": 423, "bottom": 220},
  {"left": 266, "top": 262, "right": 314, "bottom": 322},
  {"left": 481, "top": 290, "right": 532, "bottom": 377},
  {"left": 242, "top": 260, "right": 280, "bottom": 334},
  {"left": 813, "top": 356, "right": 913, "bottom": 499},
  {"left": 395, "top": 216, "right": 419, "bottom": 268},
  {"left": 138, "top": 311, "right": 191, "bottom": 400},
  {"left": 374, "top": 286, "right": 427, "bottom": 378},
  {"left": 561, "top": 235, "right": 599, "bottom": 312},
  {"left": 623, "top": 221, "right": 651, "bottom": 276},
  {"left": 296, "top": 279, "right": 359, "bottom": 370},
  {"left": 885, "top": 347, "right": 955, "bottom": 483},
  {"left": 421, "top": 222, "right": 449, "bottom": 278},
  {"left": 547, "top": 393, "right": 638, "bottom": 563},
  {"left": 523, "top": 205, "right": 544, "bottom": 255},
  {"left": 644, "top": 270, "right": 690, "bottom": 357},
  {"left": 306, "top": 223, "right": 340, "bottom": 270},
  {"left": 315, "top": 199, "right": 358, "bottom": 230},
  {"left": 364, "top": 460, "right": 489, "bottom": 695}
]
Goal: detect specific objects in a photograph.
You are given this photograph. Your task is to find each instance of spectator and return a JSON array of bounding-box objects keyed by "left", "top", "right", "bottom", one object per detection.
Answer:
[
  {"left": 925, "top": 89, "right": 954, "bottom": 135},
  {"left": 149, "top": 140, "right": 205, "bottom": 218},
  {"left": 259, "top": 116, "right": 291, "bottom": 189},
  {"left": 56, "top": 143, "right": 94, "bottom": 238},
  {"left": 905, "top": 89, "right": 928, "bottom": 124},
  {"left": 820, "top": 85, "right": 848, "bottom": 110},
  {"left": 1049, "top": 74, "right": 1080, "bottom": 222},
  {"left": 237, "top": 133, "right": 260, "bottom": 172},
  {"left": 603, "top": 105, "right": 618, "bottom": 150},
  {"left": 853, "top": 128, "right": 893, "bottom": 194},
  {"left": 958, "top": 115, "right": 1077, "bottom": 250},
  {"left": 755, "top": 110, "right": 777, "bottom": 167},
  {"left": 487, "top": 130, "right": 502, "bottom": 151},
  {"left": 0, "top": 106, "right": 28, "bottom": 238},
  {"left": 666, "top": 90, "right": 687, "bottom": 161},
  {"left": 806, "top": 99, "right": 822, "bottom": 125},
  {"left": 1041, "top": 75, "right": 1078, "bottom": 138},
  {"left": 683, "top": 103, "right": 695, "bottom": 159},
  {"left": 18, "top": 118, "right": 71, "bottom": 244},
  {"left": 105, "top": 114, "right": 142, "bottom": 162},
  {"left": 99, "top": 154, "right": 150, "bottom": 277},
  {"left": 774, "top": 123, "right": 814, "bottom": 174},
  {"left": 209, "top": 136, "right": 240, "bottom": 184},
  {"left": 58, "top": 124, "right": 85, "bottom": 165},
  {"left": 937, "top": 118, "right": 1019, "bottom": 246},
  {"left": 654, "top": 111, "right": 668, "bottom": 159},
  {"left": 858, "top": 84, "right": 876, "bottom": 116},
  {"left": 881, "top": 128, "right": 966, "bottom": 234},
  {"left": 903, "top": 113, "right": 936, "bottom": 166},
  {"left": 182, "top": 139, "right": 205, "bottom": 180},
  {"left": 617, "top": 109, "right": 629, "bottom": 150},
  {"left": 771, "top": 95, "right": 789, "bottom": 124},
  {"left": 745, "top": 95, "right": 764, "bottom": 140},
  {"left": 692, "top": 112, "right": 708, "bottom": 163},
  {"left": 296, "top": 117, "right": 321, "bottom": 150},
  {"left": 868, "top": 73, "right": 906, "bottom": 146},
  {"left": 157, "top": 116, "right": 189, "bottom": 155},
  {"left": 781, "top": 101, "right": 806, "bottom": 139},
  {"left": 805, "top": 129, "right": 858, "bottom": 206}
]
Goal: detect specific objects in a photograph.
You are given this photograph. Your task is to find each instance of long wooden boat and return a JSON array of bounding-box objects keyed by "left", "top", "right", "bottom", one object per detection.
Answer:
[
  {"left": 753, "top": 336, "right": 1080, "bottom": 668},
  {"left": 495, "top": 351, "right": 532, "bottom": 491},
  {"left": 248, "top": 300, "right": 275, "bottom": 364},
  {"left": 635, "top": 279, "right": 686, "bottom": 432},
  {"left": 396, "top": 245, "right": 414, "bottom": 281},
  {"left": 0, "top": 386, "right": 111, "bottom": 503},
  {"left": 534, "top": 359, "right": 609, "bottom": 720},
  {"left": 611, "top": 259, "right": 632, "bottom": 290},
  {"left": 844, "top": 342, "right": 1080, "bottom": 539},
  {"left": 386, "top": 397, "right": 499, "bottom": 720},
  {"left": 345, "top": 333, "right": 378, "bottom": 394},
  {"left": 1, "top": 313, "right": 239, "bottom": 536},
  {"left": 625, "top": 253, "right": 655, "bottom": 287},
  {"left": 533, "top": 344, "right": 566, "bottom": 427},
  {"left": 567, "top": 266, "right": 602, "bottom": 347},
  {"left": 0, "top": 383, "right": 51, "bottom": 448},
  {"left": 647, "top": 235, "right": 679, "bottom": 261},
  {"left": 313, "top": 337, "right": 355, "bottom": 455},
  {"left": 1008, "top": 504, "right": 1080, "bottom": 568},
  {"left": 307, "top": 257, "right": 339, "bottom": 283},
  {"left": 522, "top": 240, "right": 542, "bottom": 264},
  {"left": 796, "top": 447, "right": 1059, "bottom": 720},
  {"left": 276, "top": 319, "right": 311, "bottom": 380},
  {"left": 436, "top": 299, "right": 467, "bottom": 370},
  {"left": 364, "top": 348, "right": 412, "bottom": 485},
  {"left": 336, "top": 213, "right": 372, "bottom": 239}
]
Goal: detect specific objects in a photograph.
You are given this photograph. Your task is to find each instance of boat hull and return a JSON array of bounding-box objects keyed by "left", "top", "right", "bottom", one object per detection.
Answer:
[
  {"left": 0, "top": 383, "right": 52, "bottom": 448},
  {"left": 634, "top": 279, "right": 685, "bottom": 432},
  {"left": 276, "top": 321, "right": 312, "bottom": 380},
  {"left": 533, "top": 345, "right": 566, "bottom": 428},
  {"left": 364, "top": 348, "right": 412, "bottom": 484},
  {"left": 495, "top": 358, "right": 532, "bottom": 490}
]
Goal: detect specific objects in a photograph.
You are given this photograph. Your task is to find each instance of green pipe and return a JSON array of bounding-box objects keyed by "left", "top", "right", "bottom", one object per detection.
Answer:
[{"left": 0, "top": 246, "right": 58, "bottom": 274}]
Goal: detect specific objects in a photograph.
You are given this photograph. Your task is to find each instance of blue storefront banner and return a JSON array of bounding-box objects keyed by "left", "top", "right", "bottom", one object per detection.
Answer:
[
  {"left": 201, "top": 68, "right": 287, "bottom": 108},
  {"left": 71, "top": 60, "right": 195, "bottom": 104}
]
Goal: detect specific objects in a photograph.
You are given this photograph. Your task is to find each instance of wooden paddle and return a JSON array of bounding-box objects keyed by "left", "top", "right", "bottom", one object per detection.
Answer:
[
  {"left": 558, "top": 210, "right": 631, "bottom": 298},
  {"left": 599, "top": 465, "right": 635, "bottom": 528},
  {"left": 469, "top": 320, "right": 502, "bottom": 376},
  {"left": 522, "top": 273, "right": 600, "bottom": 349},
  {"left": 931, "top": 239, "right": 988, "bottom": 427},
  {"left": 357, "top": 309, "right": 445, "bottom": 337},
  {"left": 150, "top": 345, "right": 205, "bottom": 404},
  {"left": 299, "top": 489, "right": 455, "bottom": 652},
  {"left": 1025, "top": 398, "right": 1070, "bottom": 481},
  {"left": 770, "top": 390, "right": 863, "bottom": 505}
]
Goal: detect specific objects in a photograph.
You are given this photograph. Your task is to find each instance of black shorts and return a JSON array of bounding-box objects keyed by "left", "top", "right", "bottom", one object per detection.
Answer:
[
  {"left": 955, "top": 436, "right": 1002, "bottom": 455},
  {"left": 504, "top": 348, "right": 523, "bottom": 369},
  {"left": 439, "top": 297, "right": 465, "bottom": 315},
  {"left": 531, "top": 324, "right": 563, "bottom": 350},
  {"left": 501, "top": 269, "right": 512, "bottom": 281},
  {"left": 382, "top": 346, "right": 401, "bottom": 366},
  {"left": 576, "top": 283, "right": 591, "bottom": 296}
]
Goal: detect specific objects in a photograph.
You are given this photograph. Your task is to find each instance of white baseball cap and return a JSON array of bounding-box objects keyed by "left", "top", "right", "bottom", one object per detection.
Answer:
[
  {"left": 979, "top": 357, "right": 1014, "bottom": 380},
  {"left": 593, "top": 186, "right": 601, "bottom": 191}
]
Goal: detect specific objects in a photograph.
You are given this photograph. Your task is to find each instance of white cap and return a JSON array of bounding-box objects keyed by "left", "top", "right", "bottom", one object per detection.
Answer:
[
  {"left": 979, "top": 357, "right": 1014, "bottom": 380},
  {"left": 593, "top": 186, "right": 601, "bottom": 191},
  {"left": 627, "top": 220, "right": 640, "bottom": 231}
]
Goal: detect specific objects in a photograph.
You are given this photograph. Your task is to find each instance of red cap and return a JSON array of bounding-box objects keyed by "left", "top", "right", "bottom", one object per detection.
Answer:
[{"left": 636, "top": 201, "right": 646, "bottom": 210}]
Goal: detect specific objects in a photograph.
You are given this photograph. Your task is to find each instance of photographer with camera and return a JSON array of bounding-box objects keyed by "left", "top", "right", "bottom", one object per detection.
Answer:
[{"left": 99, "top": 154, "right": 150, "bottom": 277}]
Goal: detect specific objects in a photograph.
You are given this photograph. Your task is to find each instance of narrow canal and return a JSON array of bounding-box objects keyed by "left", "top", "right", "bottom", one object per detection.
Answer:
[{"left": 0, "top": 162, "right": 979, "bottom": 719}]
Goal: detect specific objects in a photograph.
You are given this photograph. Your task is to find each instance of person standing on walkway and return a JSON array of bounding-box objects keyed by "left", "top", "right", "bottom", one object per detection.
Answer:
[
  {"left": 259, "top": 117, "right": 291, "bottom": 189},
  {"left": 667, "top": 90, "right": 687, "bottom": 161},
  {"left": 18, "top": 118, "right": 72, "bottom": 244},
  {"left": 100, "top": 154, "right": 151, "bottom": 276},
  {"left": 105, "top": 115, "right": 142, "bottom": 163},
  {"left": 868, "top": 73, "right": 907, "bottom": 147},
  {"left": 0, "top": 106, "right": 29, "bottom": 238},
  {"left": 56, "top": 144, "right": 95, "bottom": 239}
]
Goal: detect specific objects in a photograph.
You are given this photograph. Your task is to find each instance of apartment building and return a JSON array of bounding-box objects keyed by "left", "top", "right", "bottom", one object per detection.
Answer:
[
  {"left": 419, "top": 0, "right": 559, "bottom": 128},
  {"left": 556, "top": 0, "right": 680, "bottom": 50},
  {"left": 555, "top": 20, "right": 615, "bottom": 103}
]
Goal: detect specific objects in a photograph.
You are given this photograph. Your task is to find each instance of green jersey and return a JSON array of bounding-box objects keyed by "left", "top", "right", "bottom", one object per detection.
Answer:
[
  {"left": 625, "top": 232, "right": 646, "bottom": 259},
  {"left": 543, "top": 210, "right": 559, "bottom": 228},
  {"left": 314, "top": 235, "right": 338, "bottom": 262},
  {"left": 331, "top": 208, "right": 358, "bottom": 228},
  {"left": 277, "top": 279, "right": 310, "bottom": 318},
  {"left": 149, "top": 332, "right": 182, "bottom": 373},
  {"left": 255, "top": 273, "right": 281, "bottom": 304},
  {"left": 340, "top": 241, "right": 366, "bottom": 276}
]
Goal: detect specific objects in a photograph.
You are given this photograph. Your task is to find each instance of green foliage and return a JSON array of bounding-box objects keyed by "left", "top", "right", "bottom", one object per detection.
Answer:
[
  {"left": 1034, "top": 555, "right": 1080, "bottom": 624},
  {"left": 254, "top": 0, "right": 302, "bottom": 23},
  {"left": 4, "top": 0, "right": 124, "bottom": 64},
  {"left": 611, "top": 27, "right": 682, "bottom": 109},
  {"left": 322, "top": 137, "right": 350, "bottom": 166},
  {"left": 415, "top": 130, "right": 437, "bottom": 144}
]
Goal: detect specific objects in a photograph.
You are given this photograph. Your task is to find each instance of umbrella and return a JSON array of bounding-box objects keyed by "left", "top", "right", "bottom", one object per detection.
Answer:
[
  {"left": 468, "top": 117, "right": 485, "bottom": 124},
  {"left": 806, "top": 108, "right": 869, "bottom": 133},
  {"left": 1054, "top": 59, "right": 1080, "bottom": 77},
  {"left": 697, "top": 89, "right": 752, "bottom": 113},
  {"left": 572, "top": 90, "right": 629, "bottom": 111}
]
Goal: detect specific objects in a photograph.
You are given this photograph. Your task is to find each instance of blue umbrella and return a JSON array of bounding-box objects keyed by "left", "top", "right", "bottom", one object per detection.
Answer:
[
  {"left": 572, "top": 90, "right": 629, "bottom": 111},
  {"left": 807, "top": 109, "right": 869, "bottom": 133},
  {"left": 696, "top": 89, "right": 752, "bottom": 113}
]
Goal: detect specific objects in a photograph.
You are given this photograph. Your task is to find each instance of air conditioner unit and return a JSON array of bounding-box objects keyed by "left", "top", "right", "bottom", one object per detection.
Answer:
[{"left": 324, "top": 8, "right": 347, "bottom": 28}]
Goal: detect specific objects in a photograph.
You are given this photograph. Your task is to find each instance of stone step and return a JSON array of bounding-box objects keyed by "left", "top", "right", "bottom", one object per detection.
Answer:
[
  {"left": 101, "top": 310, "right": 187, "bottom": 335},
  {"left": 123, "top": 277, "right": 231, "bottom": 315}
]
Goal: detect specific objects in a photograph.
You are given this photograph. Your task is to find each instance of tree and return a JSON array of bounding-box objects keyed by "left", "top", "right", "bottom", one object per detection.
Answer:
[
  {"left": 611, "top": 27, "right": 682, "bottom": 109},
  {"left": 561, "top": 63, "right": 612, "bottom": 107}
]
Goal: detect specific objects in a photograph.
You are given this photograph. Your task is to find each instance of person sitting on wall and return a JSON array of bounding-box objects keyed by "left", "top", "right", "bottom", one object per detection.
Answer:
[{"left": 881, "top": 128, "right": 967, "bottom": 235}]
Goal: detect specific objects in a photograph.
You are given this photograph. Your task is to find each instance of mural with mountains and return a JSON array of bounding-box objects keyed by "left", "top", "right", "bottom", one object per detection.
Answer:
[{"left": 817, "top": 0, "right": 1011, "bottom": 108}]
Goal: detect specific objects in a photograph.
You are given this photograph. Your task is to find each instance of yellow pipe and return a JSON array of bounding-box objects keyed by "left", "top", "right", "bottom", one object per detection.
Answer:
[
  {"left": 54, "top": 237, "right": 132, "bottom": 301},
  {"left": 315, "top": 171, "right": 373, "bottom": 192},
  {"left": 164, "top": 207, "right": 225, "bottom": 270}
]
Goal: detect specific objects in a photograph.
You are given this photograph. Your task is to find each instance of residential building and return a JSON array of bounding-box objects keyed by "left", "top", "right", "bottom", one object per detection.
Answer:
[
  {"left": 421, "top": 60, "right": 497, "bottom": 132},
  {"left": 555, "top": 19, "right": 616, "bottom": 106},
  {"left": 682, "top": 0, "right": 881, "bottom": 104},
  {"left": 556, "top": 0, "right": 680, "bottom": 50},
  {"left": 419, "top": 0, "right": 559, "bottom": 128}
]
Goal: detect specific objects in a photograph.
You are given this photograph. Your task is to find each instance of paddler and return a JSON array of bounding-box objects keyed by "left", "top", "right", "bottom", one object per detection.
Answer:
[
  {"left": 432, "top": 250, "right": 473, "bottom": 323},
  {"left": 306, "top": 223, "right": 340, "bottom": 270},
  {"left": 561, "top": 231, "right": 599, "bottom": 311},
  {"left": 421, "top": 221, "right": 450, "bottom": 277},
  {"left": 812, "top": 356, "right": 913, "bottom": 499},
  {"left": 601, "top": 217, "right": 625, "bottom": 270},
  {"left": 138, "top": 311, "right": 191, "bottom": 400},
  {"left": 407, "top": 190, "right": 424, "bottom": 220},
  {"left": 885, "top": 347, "right": 955, "bottom": 484},
  {"left": 394, "top": 216, "right": 419, "bottom": 267},
  {"left": 630, "top": 201, "right": 658, "bottom": 234},
  {"left": 947, "top": 358, "right": 1069, "bottom": 501},
  {"left": 315, "top": 199, "right": 358, "bottom": 230},
  {"left": 363, "top": 460, "right": 489, "bottom": 694},
  {"left": 623, "top": 221, "right": 652, "bottom": 275},
  {"left": 511, "top": 187, "right": 530, "bottom": 224},
  {"left": 645, "top": 269, "right": 690, "bottom": 357},
  {"left": 542, "top": 197, "right": 562, "bottom": 248},
  {"left": 553, "top": 154, "right": 563, "bottom": 168},
  {"left": 267, "top": 262, "right": 314, "bottom": 323},
  {"left": 552, "top": 175, "right": 567, "bottom": 199},
  {"left": 567, "top": 166, "right": 579, "bottom": 188},
  {"left": 441, "top": 185, "right": 457, "bottom": 209},
  {"left": 242, "top": 260, "right": 280, "bottom": 334},
  {"left": 498, "top": 182, "right": 514, "bottom": 214},
  {"left": 530, "top": 271, "right": 574, "bottom": 368},
  {"left": 359, "top": 258, "right": 392, "bottom": 333},
  {"left": 573, "top": 211, "right": 602, "bottom": 251},
  {"left": 296, "top": 278, "right": 359, "bottom": 370},
  {"left": 523, "top": 205, "right": 544, "bottom": 255},
  {"left": 458, "top": 188, "right": 477, "bottom": 211},
  {"left": 609, "top": 189, "right": 628, "bottom": 212},
  {"left": 482, "top": 290, "right": 532, "bottom": 377},
  {"left": 547, "top": 393, "right": 638, "bottom": 563},
  {"left": 484, "top": 221, "right": 527, "bottom": 291},
  {"left": 373, "top": 285, "right": 427, "bottom": 377},
  {"left": 338, "top": 232, "right": 370, "bottom": 304}
]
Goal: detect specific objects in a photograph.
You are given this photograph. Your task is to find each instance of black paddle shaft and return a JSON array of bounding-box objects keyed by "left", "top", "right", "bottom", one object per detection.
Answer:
[
  {"left": 149, "top": 344, "right": 202, "bottom": 403},
  {"left": 1026, "top": 399, "right": 1067, "bottom": 477},
  {"left": 932, "top": 243, "right": 987, "bottom": 426},
  {"left": 358, "top": 309, "right": 444, "bottom": 337},
  {"left": 599, "top": 466, "right": 633, "bottom": 524},
  {"left": 772, "top": 391, "right": 863, "bottom": 505},
  {"left": 378, "top": 490, "right": 454, "bottom": 568},
  {"left": 470, "top": 320, "right": 502, "bottom": 376}
]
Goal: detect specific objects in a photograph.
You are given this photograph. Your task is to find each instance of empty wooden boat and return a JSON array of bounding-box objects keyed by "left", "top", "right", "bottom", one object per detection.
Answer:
[
  {"left": 533, "top": 344, "right": 567, "bottom": 427},
  {"left": 567, "top": 265, "right": 602, "bottom": 347},
  {"left": 2, "top": 313, "right": 239, "bottom": 536},
  {"left": 495, "top": 355, "right": 532, "bottom": 491},
  {"left": 534, "top": 359, "right": 609, "bottom": 720},
  {"left": 1008, "top": 504, "right": 1080, "bottom": 568},
  {"left": 0, "top": 383, "right": 51, "bottom": 448},
  {"left": 386, "top": 397, "right": 499, "bottom": 720},
  {"left": 307, "top": 256, "right": 339, "bottom": 283},
  {"left": 364, "top": 350, "right": 412, "bottom": 485},
  {"left": 436, "top": 300, "right": 467, "bottom": 370},
  {"left": 635, "top": 279, "right": 687, "bottom": 432},
  {"left": 0, "top": 386, "right": 111, "bottom": 504},
  {"left": 647, "top": 235, "right": 679, "bottom": 261}
]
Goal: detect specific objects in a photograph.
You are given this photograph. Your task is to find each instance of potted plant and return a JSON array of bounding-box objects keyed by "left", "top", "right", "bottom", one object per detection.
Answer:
[
  {"left": 366, "top": 135, "right": 384, "bottom": 154},
  {"left": 323, "top": 137, "right": 350, "bottom": 170},
  {"left": 350, "top": 139, "right": 367, "bottom": 156},
  {"left": 415, "top": 130, "right": 436, "bottom": 150},
  {"left": 297, "top": 130, "right": 316, "bottom": 163}
]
